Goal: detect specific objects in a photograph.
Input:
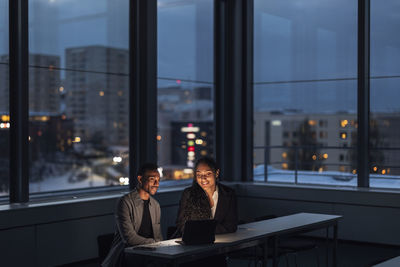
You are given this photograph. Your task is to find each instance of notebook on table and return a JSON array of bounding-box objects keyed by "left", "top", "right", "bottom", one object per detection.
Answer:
[{"left": 177, "top": 219, "right": 217, "bottom": 245}]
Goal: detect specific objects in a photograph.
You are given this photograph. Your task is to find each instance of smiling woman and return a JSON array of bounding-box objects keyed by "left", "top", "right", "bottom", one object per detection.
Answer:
[{"left": 174, "top": 157, "right": 238, "bottom": 237}]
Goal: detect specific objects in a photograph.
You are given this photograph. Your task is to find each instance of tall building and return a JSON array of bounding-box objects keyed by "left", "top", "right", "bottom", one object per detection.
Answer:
[
  {"left": 65, "top": 46, "right": 129, "bottom": 146},
  {"left": 0, "top": 54, "right": 61, "bottom": 113}
]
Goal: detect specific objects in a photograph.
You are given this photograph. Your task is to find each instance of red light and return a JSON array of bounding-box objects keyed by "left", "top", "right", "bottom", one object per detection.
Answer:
[
  {"left": 188, "top": 123, "right": 193, "bottom": 127},
  {"left": 188, "top": 146, "right": 195, "bottom": 152},
  {"left": 176, "top": 79, "right": 181, "bottom": 85}
]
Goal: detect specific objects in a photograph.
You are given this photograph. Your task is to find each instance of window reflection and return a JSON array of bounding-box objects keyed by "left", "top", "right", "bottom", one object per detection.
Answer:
[
  {"left": 28, "top": 0, "right": 129, "bottom": 193},
  {"left": 253, "top": 0, "right": 358, "bottom": 186},
  {"left": 157, "top": 0, "right": 214, "bottom": 182},
  {"left": 370, "top": 0, "right": 400, "bottom": 189}
]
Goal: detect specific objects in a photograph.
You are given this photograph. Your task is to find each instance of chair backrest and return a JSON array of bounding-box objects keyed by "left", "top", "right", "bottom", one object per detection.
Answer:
[{"left": 97, "top": 233, "right": 114, "bottom": 263}]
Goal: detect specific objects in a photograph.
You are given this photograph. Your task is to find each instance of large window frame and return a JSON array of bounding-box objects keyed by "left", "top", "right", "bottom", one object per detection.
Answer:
[{"left": 3, "top": 0, "right": 389, "bottom": 204}]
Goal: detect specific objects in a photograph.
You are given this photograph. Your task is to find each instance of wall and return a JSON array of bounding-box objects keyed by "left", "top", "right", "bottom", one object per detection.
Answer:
[
  {"left": 0, "top": 188, "right": 183, "bottom": 267},
  {"left": 1, "top": 182, "right": 400, "bottom": 266},
  {"left": 236, "top": 183, "right": 400, "bottom": 246}
]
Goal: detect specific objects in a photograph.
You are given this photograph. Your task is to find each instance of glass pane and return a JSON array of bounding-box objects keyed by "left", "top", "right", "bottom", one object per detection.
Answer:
[
  {"left": 28, "top": 0, "right": 129, "bottom": 193},
  {"left": 370, "top": 0, "right": 400, "bottom": 189},
  {"left": 0, "top": 0, "right": 9, "bottom": 198},
  {"left": 253, "top": 0, "right": 358, "bottom": 186},
  {"left": 157, "top": 0, "right": 214, "bottom": 183}
]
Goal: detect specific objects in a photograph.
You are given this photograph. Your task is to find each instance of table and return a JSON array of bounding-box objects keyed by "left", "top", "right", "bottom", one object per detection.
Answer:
[
  {"left": 125, "top": 212, "right": 342, "bottom": 267},
  {"left": 373, "top": 256, "right": 400, "bottom": 267}
]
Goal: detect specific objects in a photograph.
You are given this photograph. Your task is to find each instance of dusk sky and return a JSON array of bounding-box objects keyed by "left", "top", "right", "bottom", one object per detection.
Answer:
[{"left": 0, "top": 0, "right": 399, "bottom": 113}]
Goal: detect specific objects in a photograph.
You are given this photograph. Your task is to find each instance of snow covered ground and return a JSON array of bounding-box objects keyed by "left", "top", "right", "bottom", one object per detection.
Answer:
[
  {"left": 1, "top": 165, "right": 399, "bottom": 197},
  {"left": 253, "top": 165, "right": 400, "bottom": 189}
]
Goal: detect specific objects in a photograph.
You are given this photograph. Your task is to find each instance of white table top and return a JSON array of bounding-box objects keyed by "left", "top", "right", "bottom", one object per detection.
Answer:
[{"left": 125, "top": 212, "right": 342, "bottom": 260}]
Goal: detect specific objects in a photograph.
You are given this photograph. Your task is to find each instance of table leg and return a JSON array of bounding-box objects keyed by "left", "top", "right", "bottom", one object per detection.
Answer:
[
  {"left": 272, "top": 236, "right": 278, "bottom": 267},
  {"left": 333, "top": 223, "right": 338, "bottom": 267},
  {"left": 262, "top": 239, "right": 268, "bottom": 267},
  {"left": 326, "top": 226, "right": 329, "bottom": 267}
]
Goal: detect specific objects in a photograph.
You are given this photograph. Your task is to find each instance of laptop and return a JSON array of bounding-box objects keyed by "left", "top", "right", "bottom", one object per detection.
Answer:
[{"left": 178, "top": 219, "right": 217, "bottom": 245}]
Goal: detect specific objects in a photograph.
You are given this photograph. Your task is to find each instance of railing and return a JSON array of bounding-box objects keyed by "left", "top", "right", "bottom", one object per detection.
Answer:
[{"left": 254, "top": 145, "right": 400, "bottom": 188}]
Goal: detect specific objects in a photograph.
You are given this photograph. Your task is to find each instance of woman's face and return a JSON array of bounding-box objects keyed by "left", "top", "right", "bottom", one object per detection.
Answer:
[{"left": 195, "top": 163, "right": 218, "bottom": 192}]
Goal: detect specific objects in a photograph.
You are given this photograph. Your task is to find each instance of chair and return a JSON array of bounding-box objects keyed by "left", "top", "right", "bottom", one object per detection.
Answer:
[{"left": 97, "top": 233, "right": 115, "bottom": 264}]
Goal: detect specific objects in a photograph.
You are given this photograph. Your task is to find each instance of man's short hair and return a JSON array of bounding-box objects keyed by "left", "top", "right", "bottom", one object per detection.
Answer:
[{"left": 137, "top": 163, "right": 159, "bottom": 177}]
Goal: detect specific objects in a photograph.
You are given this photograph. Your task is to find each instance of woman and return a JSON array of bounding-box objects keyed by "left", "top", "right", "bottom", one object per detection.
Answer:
[{"left": 175, "top": 156, "right": 238, "bottom": 237}]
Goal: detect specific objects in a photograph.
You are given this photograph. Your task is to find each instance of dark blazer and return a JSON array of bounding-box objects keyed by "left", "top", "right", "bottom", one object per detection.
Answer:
[
  {"left": 175, "top": 182, "right": 238, "bottom": 236},
  {"left": 102, "top": 190, "right": 163, "bottom": 267}
]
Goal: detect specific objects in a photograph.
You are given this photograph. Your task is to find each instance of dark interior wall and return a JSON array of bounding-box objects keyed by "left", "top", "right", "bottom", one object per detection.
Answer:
[
  {"left": 235, "top": 183, "right": 400, "bottom": 246},
  {"left": 1, "top": 183, "right": 400, "bottom": 266},
  {"left": 0, "top": 189, "right": 183, "bottom": 267}
]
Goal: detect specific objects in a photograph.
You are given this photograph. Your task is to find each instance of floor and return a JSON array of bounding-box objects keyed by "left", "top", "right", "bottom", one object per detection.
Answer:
[{"left": 59, "top": 239, "right": 400, "bottom": 267}]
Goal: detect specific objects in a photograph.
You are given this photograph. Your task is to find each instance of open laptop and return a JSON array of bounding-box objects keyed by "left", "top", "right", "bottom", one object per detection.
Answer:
[{"left": 178, "top": 219, "right": 217, "bottom": 245}]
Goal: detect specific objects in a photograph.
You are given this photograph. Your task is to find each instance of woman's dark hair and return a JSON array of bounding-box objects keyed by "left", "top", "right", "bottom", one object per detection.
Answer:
[{"left": 194, "top": 156, "right": 219, "bottom": 173}]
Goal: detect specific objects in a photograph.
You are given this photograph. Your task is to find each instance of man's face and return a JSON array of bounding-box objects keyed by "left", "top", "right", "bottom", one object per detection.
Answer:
[{"left": 140, "top": 170, "right": 160, "bottom": 195}]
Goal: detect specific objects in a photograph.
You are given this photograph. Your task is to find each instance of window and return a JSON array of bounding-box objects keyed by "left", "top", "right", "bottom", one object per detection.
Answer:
[
  {"left": 0, "top": 0, "right": 9, "bottom": 198},
  {"left": 28, "top": 0, "right": 129, "bottom": 193},
  {"left": 157, "top": 0, "right": 214, "bottom": 181},
  {"left": 370, "top": 0, "right": 400, "bottom": 189},
  {"left": 253, "top": 0, "right": 358, "bottom": 186}
]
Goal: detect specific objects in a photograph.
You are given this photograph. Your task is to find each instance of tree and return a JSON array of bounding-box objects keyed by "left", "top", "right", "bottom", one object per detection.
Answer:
[{"left": 287, "top": 118, "right": 323, "bottom": 171}]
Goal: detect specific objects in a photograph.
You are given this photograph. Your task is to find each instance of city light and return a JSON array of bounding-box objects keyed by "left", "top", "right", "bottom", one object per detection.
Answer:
[
  {"left": 282, "top": 163, "right": 288, "bottom": 169},
  {"left": 187, "top": 133, "right": 196, "bottom": 139},
  {"left": 323, "top": 153, "right": 328, "bottom": 159},
  {"left": 340, "top": 132, "right": 347, "bottom": 139},
  {"left": 113, "top": 156, "right": 122, "bottom": 163},
  {"left": 308, "top": 120, "right": 317, "bottom": 126},
  {"left": 176, "top": 79, "right": 181, "bottom": 85},
  {"left": 200, "top": 150, "right": 207, "bottom": 156},
  {"left": 183, "top": 168, "right": 193, "bottom": 174},
  {"left": 188, "top": 151, "right": 195, "bottom": 157},
  {"left": 382, "top": 169, "right": 386, "bottom": 175},
  {"left": 272, "top": 120, "right": 282, "bottom": 126},
  {"left": 99, "top": 91, "right": 105, "bottom": 96},
  {"left": 73, "top": 137, "right": 81, "bottom": 143},
  {"left": 373, "top": 166, "right": 377, "bottom": 172},
  {"left": 181, "top": 126, "right": 200, "bottom": 132},
  {"left": 188, "top": 146, "right": 195, "bottom": 152},
  {"left": 119, "top": 177, "right": 129, "bottom": 185},
  {"left": 158, "top": 167, "right": 163, "bottom": 178},
  {"left": 195, "top": 139, "right": 203, "bottom": 145},
  {"left": 282, "top": 152, "right": 287, "bottom": 159},
  {"left": 312, "top": 155, "right": 317, "bottom": 160},
  {"left": 188, "top": 140, "right": 194, "bottom": 146},
  {"left": 341, "top": 120, "right": 349, "bottom": 128},
  {"left": 59, "top": 86, "right": 64, "bottom": 92},
  {"left": 157, "top": 135, "right": 162, "bottom": 141},
  {"left": 1, "top": 115, "right": 10, "bottom": 121},
  {"left": 352, "top": 169, "right": 357, "bottom": 174}
]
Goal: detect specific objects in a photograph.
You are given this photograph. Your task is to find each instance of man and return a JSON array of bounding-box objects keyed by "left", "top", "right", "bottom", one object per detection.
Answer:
[{"left": 102, "top": 163, "right": 163, "bottom": 267}]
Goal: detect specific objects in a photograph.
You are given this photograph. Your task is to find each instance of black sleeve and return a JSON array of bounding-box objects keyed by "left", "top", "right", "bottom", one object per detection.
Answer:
[{"left": 215, "top": 189, "right": 238, "bottom": 234}]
